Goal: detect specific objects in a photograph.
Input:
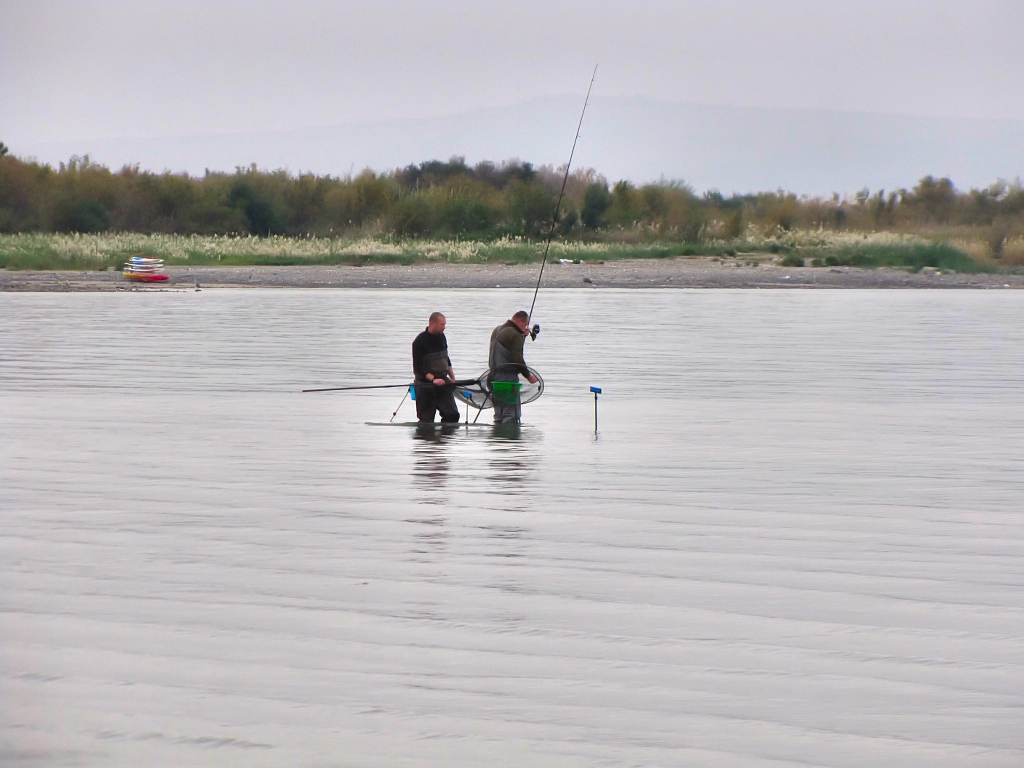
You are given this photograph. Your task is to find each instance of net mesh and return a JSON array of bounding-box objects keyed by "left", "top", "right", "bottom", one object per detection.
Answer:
[{"left": 453, "top": 366, "right": 544, "bottom": 410}]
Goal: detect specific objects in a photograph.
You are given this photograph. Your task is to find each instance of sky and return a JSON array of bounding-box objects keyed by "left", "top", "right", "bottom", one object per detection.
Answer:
[
  {"left": 2, "top": 0, "right": 1023, "bottom": 189},
  {"left": 3, "top": 0, "right": 1023, "bottom": 139}
]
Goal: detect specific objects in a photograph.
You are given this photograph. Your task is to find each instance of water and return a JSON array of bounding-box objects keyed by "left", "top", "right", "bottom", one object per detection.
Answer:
[{"left": 2, "top": 289, "right": 1023, "bottom": 767}]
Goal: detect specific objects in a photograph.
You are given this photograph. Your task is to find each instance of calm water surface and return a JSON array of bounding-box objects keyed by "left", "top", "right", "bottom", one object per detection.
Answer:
[{"left": 2, "top": 289, "right": 1023, "bottom": 767}]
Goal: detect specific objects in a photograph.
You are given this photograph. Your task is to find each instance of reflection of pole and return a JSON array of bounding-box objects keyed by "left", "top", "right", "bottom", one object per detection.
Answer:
[{"left": 590, "top": 386, "right": 602, "bottom": 434}]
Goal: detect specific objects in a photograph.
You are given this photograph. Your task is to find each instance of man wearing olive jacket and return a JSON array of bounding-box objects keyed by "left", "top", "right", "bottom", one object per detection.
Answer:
[
  {"left": 412, "top": 312, "right": 460, "bottom": 423},
  {"left": 488, "top": 310, "right": 539, "bottom": 425}
]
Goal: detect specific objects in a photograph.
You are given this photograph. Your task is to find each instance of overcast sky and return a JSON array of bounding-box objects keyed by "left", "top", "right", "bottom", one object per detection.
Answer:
[{"left": 2, "top": 0, "right": 1023, "bottom": 146}]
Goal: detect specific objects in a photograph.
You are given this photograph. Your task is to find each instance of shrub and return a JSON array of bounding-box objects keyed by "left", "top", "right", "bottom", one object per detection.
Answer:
[
  {"left": 723, "top": 210, "right": 743, "bottom": 239},
  {"left": 607, "top": 181, "right": 640, "bottom": 227},
  {"left": 434, "top": 193, "right": 494, "bottom": 237},
  {"left": 390, "top": 194, "right": 432, "bottom": 237},
  {"left": 558, "top": 204, "right": 579, "bottom": 235},
  {"left": 581, "top": 182, "right": 611, "bottom": 229},
  {"left": 53, "top": 198, "right": 111, "bottom": 233},
  {"left": 817, "top": 242, "right": 997, "bottom": 273},
  {"left": 504, "top": 179, "right": 554, "bottom": 237},
  {"left": 228, "top": 181, "right": 284, "bottom": 236}
]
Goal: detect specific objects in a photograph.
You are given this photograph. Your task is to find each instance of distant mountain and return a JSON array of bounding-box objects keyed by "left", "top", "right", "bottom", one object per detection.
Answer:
[{"left": 17, "top": 96, "right": 1024, "bottom": 195}]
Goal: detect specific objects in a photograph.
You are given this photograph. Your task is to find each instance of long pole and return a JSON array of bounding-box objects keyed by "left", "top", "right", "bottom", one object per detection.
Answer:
[
  {"left": 303, "top": 383, "right": 415, "bottom": 393},
  {"left": 303, "top": 378, "right": 479, "bottom": 394},
  {"left": 527, "top": 65, "right": 598, "bottom": 325}
]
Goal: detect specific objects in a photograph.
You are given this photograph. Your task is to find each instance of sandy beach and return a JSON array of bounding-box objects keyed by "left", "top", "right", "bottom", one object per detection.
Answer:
[{"left": 2, "top": 258, "right": 1022, "bottom": 291}]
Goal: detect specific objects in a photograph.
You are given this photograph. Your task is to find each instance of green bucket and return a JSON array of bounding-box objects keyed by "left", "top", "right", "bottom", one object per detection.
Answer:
[{"left": 491, "top": 381, "right": 521, "bottom": 405}]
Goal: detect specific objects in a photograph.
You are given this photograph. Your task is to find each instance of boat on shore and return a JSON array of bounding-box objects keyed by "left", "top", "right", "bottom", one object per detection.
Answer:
[{"left": 123, "top": 256, "right": 169, "bottom": 282}]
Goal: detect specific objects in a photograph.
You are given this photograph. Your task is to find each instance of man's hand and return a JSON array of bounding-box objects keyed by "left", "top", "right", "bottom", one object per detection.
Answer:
[
  {"left": 527, "top": 374, "right": 539, "bottom": 384},
  {"left": 432, "top": 377, "right": 447, "bottom": 387}
]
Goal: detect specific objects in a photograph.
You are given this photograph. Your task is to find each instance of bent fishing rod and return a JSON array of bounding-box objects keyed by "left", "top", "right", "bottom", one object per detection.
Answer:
[{"left": 526, "top": 64, "right": 598, "bottom": 328}]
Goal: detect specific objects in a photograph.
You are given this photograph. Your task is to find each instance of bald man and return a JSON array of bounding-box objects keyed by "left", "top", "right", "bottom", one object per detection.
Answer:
[{"left": 411, "top": 311, "right": 460, "bottom": 423}]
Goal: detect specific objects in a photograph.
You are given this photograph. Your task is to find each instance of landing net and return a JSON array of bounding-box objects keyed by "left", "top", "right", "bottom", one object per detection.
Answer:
[{"left": 454, "top": 366, "right": 544, "bottom": 410}]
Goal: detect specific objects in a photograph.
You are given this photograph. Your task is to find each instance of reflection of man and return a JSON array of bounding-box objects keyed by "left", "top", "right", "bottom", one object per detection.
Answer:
[
  {"left": 412, "top": 312, "right": 460, "bottom": 423},
  {"left": 488, "top": 310, "right": 539, "bottom": 425}
]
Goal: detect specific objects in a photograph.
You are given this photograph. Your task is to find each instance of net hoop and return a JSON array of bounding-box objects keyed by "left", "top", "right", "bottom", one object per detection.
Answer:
[{"left": 453, "top": 366, "right": 544, "bottom": 410}]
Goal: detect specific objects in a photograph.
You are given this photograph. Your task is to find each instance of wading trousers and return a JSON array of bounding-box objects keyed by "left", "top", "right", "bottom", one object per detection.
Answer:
[{"left": 415, "top": 384, "right": 460, "bottom": 423}]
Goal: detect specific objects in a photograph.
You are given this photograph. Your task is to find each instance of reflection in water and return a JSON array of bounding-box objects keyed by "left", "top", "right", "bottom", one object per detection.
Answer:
[
  {"left": 411, "top": 424, "right": 459, "bottom": 491},
  {"left": 478, "top": 523, "right": 528, "bottom": 566},
  {"left": 406, "top": 515, "right": 449, "bottom": 560},
  {"left": 408, "top": 427, "right": 459, "bottom": 565},
  {"left": 407, "top": 425, "right": 539, "bottom": 583},
  {"left": 485, "top": 425, "right": 538, "bottom": 494},
  {"left": 410, "top": 424, "right": 539, "bottom": 495}
]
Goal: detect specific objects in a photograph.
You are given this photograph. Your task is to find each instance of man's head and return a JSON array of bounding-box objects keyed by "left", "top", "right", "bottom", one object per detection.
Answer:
[
  {"left": 427, "top": 312, "right": 446, "bottom": 334},
  {"left": 510, "top": 310, "right": 530, "bottom": 334}
]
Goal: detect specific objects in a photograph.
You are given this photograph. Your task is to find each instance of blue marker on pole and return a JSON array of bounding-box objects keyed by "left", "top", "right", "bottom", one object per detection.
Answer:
[{"left": 590, "top": 386, "right": 602, "bottom": 434}]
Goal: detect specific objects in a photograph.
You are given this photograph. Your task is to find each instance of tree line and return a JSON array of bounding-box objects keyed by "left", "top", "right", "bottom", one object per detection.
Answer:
[{"left": 1, "top": 143, "right": 1022, "bottom": 248}]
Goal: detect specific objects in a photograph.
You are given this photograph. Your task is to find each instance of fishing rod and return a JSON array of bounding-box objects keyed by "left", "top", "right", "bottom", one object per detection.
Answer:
[
  {"left": 527, "top": 64, "right": 598, "bottom": 328},
  {"left": 303, "top": 383, "right": 414, "bottom": 393},
  {"left": 302, "top": 378, "right": 481, "bottom": 394}
]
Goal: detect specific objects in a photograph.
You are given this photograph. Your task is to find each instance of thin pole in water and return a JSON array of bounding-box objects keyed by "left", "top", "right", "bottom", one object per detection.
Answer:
[
  {"left": 527, "top": 65, "right": 598, "bottom": 326},
  {"left": 590, "top": 386, "right": 602, "bottom": 434},
  {"left": 390, "top": 386, "right": 412, "bottom": 422}
]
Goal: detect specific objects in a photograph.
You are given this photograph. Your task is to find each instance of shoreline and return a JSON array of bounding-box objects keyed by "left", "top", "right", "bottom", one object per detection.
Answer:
[{"left": 3, "top": 259, "right": 1023, "bottom": 291}]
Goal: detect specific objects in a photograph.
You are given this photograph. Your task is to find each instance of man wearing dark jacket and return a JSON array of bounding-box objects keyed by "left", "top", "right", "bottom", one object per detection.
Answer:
[
  {"left": 488, "top": 310, "right": 539, "bottom": 424},
  {"left": 412, "top": 312, "right": 460, "bottom": 423}
]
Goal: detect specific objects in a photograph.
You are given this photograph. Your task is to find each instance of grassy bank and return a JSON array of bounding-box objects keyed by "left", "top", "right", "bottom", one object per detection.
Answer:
[
  {"left": 0, "top": 231, "right": 1015, "bottom": 274},
  {"left": 0, "top": 233, "right": 695, "bottom": 270}
]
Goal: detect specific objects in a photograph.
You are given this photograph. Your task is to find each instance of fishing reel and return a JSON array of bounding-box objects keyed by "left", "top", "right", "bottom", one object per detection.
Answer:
[{"left": 529, "top": 323, "right": 541, "bottom": 341}]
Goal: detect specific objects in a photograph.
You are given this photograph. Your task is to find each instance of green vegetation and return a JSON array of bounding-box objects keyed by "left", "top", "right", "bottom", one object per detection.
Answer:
[
  {"left": 2, "top": 143, "right": 1023, "bottom": 271},
  {"left": 0, "top": 232, "right": 722, "bottom": 271},
  {"left": 805, "top": 242, "right": 999, "bottom": 273},
  {"left": 6, "top": 230, "right": 1014, "bottom": 275}
]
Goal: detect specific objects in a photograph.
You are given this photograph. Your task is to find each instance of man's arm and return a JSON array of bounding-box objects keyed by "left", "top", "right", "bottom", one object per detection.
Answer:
[
  {"left": 412, "top": 335, "right": 427, "bottom": 380},
  {"left": 496, "top": 327, "right": 534, "bottom": 380},
  {"left": 515, "top": 333, "right": 538, "bottom": 384},
  {"left": 433, "top": 359, "right": 452, "bottom": 386},
  {"left": 507, "top": 328, "right": 538, "bottom": 383}
]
